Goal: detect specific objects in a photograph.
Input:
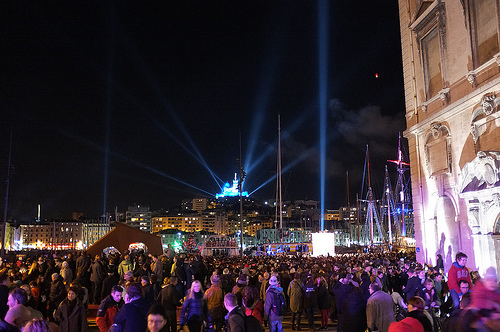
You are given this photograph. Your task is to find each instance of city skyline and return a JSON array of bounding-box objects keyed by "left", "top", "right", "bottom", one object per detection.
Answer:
[{"left": 1, "top": 1, "right": 406, "bottom": 221}]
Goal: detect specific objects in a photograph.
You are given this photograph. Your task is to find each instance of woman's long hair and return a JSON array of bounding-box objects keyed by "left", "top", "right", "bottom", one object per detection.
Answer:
[
  {"left": 243, "top": 285, "right": 259, "bottom": 308},
  {"left": 188, "top": 280, "right": 204, "bottom": 299}
]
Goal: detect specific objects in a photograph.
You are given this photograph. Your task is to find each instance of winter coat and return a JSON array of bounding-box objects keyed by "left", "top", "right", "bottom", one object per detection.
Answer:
[
  {"left": 388, "top": 317, "right": 424, "bottom": 332},
  {"left": 96, "top": 295, "right": 123, "bottom": 332},
  {"left": 244, "top": 298, "right": 264, "bottom": 323},
  {"left": 76, "top": 255, "right": 91, "bottom": 279},
  {"left": 49, "top": 279, "right": 67, "bottom": 304},
  {"left": 260, "top": 278, "right": 269, "bottom": 302},
  {"left": 264, "top": 285, "right": 284, "bottom": 321},
  {"left": 158, "top": 283, "right": 180, "bottom": 311},
  {"left": 142, "top": 284, "right": 156, "bottom": 306},
  {"left": 408, "top": 310, "right": 432, "bottom": 332},
  {"left": 60, "top": 267, "right": 73, "bottom": 285},
  {"left": 341, "top": 289, "right": 367, "bottom": 332},
  {"left": 0, "top": 320, "right": 19, "bottom": 332},
  {"left": 117, "top": 260, "right": 133, "bottom": 278},
  {"left": 54, "top": 298, "right": 87, "bottom": 332},
  {"left": 304, "top": 280, "right": 318, "bottom": 309},
  {"left": 152, "top": 257, "right": 163, "bottom": 281},
  {"left": 287, "top": 279, "right": 304, "bottom": 313},
  {"left": 113, "top": 297, "right": 149, "bottom": 332},
  {"left": 317, "top": 284, "right": 330, "bottom": 310},
  {"left": 470, "top": 278, "right": 500, "bottom": 310},
  {"left": 205, "top": 284, "right": 224, "bottom": 311},
  {"left": 333, "top": 282, "right": 352, "bottom": 314},
  {"left": 101, "top": 274, "right": 120, "bottom": 300},
  {"left": 225, "top": 306, "right": 245, "bottom": 332},
  {"left": 90, "top": 260, "right": 105, "bottom": 282},
  {"left": 366, "top": 290, "right": 394, "bottom": 332},
  {"left": 0, "top": 284, "right": 9, "bottom": 319},
  {"left": 180, "top": 291, "right": 209, "bottom": 325},
  {"left": 403, "top": 276, "right": 423, "bottom": 300}
]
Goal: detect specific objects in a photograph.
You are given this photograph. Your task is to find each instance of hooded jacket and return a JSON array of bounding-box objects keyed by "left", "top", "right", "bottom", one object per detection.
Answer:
[
  {"left": 447, "top": 262, "right": 471, "bottom": 294},
  {"left": 264, "top": 285, "right": 284, "bottom": 321}
]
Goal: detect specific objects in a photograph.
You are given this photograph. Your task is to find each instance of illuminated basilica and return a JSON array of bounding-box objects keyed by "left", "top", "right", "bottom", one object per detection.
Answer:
[{"left": 399, "top": 0, "right": 500, "bottom": 275}]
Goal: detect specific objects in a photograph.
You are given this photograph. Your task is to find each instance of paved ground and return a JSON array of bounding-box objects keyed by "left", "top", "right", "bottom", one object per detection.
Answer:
[{"left": 87, "top": 310, "right": 340, "bottom": 332}]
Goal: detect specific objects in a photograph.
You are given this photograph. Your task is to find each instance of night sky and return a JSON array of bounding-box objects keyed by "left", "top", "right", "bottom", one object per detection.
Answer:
[{"left": 1, "top": 1, "right": 406, "bottom": 221}]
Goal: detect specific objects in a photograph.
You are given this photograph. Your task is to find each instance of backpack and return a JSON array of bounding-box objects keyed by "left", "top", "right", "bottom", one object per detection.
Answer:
[{"left": 272, "top": 290, "right": 287, "bottom": 316}]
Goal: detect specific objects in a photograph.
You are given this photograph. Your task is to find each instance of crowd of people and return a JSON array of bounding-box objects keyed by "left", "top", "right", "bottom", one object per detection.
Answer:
[{"left": 0, "top": 249, "right": 497, "bottom": 332}]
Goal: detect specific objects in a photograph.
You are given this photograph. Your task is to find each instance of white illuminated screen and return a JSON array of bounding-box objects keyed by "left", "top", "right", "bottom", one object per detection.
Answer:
[{"left": 312, "top": 233, "right": 335, "bottom": 257}]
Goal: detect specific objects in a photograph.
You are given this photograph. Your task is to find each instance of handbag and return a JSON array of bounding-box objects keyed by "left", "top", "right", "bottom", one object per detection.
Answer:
[{"left": 109, "top": 323, "right": 123, "bottom": 332}]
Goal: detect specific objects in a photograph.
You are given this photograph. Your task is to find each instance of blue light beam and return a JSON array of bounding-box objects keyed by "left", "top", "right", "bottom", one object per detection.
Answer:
[
  {"left": 118, "top": 37, "right": 224, "bottom": 189},
  {"left": 318, "top": 0, "right": 329, "bottom": 231}
]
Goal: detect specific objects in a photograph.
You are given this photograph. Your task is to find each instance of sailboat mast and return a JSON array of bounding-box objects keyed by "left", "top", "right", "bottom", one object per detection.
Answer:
[
  {"left": 346, "top": 171, "right": 351, "bottom": 245},
  {"left": 398, "top": 134, "right": 406, "bottom": 237},
  {"left": 366, "top": 146, "right": 374, "bottom": 245},
  {"left": 356, "top": 193, "right": 360, "bottom": 244},
  {"left": 385, "top": 165, "right": 393, "bottom": 245}
]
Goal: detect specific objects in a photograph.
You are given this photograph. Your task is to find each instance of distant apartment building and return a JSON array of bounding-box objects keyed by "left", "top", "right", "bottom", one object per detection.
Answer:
[
  {"left": 246, "top": 218, "right": 273, "bottom": 236},
  {"left": 20, "top": 221, "right": 83, "bottom": 250},
  {"left": 152, "top": 215, "right": 184, "bottom": 233},
  {"left": 126, "top": 205, "right": 152, "bottom": 232},
  {"left": 183, "top": 214, "right": 202, "bottom": 233},
  {"left": 152, "top": 211, "right": 228, "bottom": 234}
]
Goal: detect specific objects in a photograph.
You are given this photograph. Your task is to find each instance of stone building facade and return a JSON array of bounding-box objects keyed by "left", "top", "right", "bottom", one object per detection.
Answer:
[{"left": 398, "top": 0, "right": 500, "bottom": 275}]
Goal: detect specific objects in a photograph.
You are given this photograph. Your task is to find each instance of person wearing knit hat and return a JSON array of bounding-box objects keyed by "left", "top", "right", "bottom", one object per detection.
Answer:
[
  {"left": 470, "top": 266, "right": 500, "bottom": 310},
  {"left": 232, "top": 274, "right": 248, "bottom": 307},
  {"left": 265, "top": 276, "right": 285, "bottom": 332}
]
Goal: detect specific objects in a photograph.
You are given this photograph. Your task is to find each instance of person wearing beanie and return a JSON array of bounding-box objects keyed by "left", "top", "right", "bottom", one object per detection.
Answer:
[
  {"left": 232, "top": 274, "right": 248, "bottom": 307},
  {"left": 48, "top": 273, "right": 66, "bottom": 322},
  {"left": 265, "top": 276, "right": 285, "bottom": 332},
  {"left": 470, "top": 266, "right": 500, "bottom": 310}
]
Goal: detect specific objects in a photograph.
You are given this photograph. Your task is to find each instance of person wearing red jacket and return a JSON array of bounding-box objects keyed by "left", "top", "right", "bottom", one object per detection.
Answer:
[
  {"left": 447, "top": 252, "right": 472, "bottom": 309},
  {"left": 96, "top": 286, "right": 124, "bottom": 332}
]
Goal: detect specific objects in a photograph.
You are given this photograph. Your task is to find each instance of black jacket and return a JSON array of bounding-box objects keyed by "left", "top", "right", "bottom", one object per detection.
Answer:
[
  {"left": 113, "top": 297, "right": 149, "bottom": 332},
  {"left": 403, "top": 276, "right": 424, "bottom": 300},
  {"left": 157, "top": 284, "right": 180, "bottom": 311}
]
